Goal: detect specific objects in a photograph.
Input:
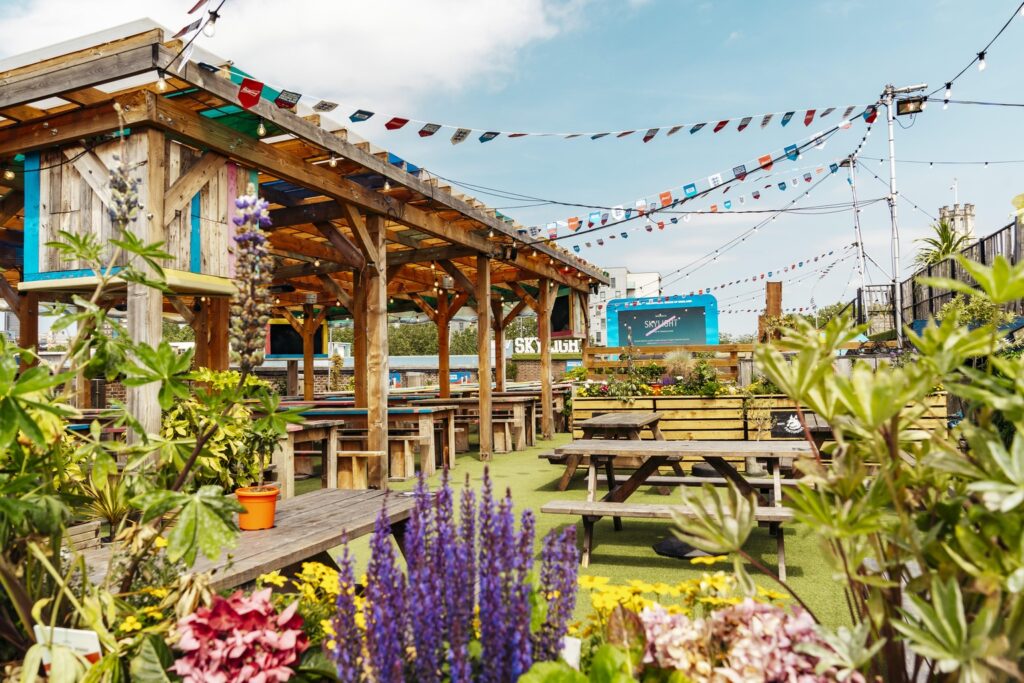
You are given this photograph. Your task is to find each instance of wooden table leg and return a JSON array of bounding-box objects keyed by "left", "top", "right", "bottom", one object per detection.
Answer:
[
  {"left": 651, "top": 421, "right": 666, "bottom": 441},
  {"left": 418, "top": 415, "right": 436, "bottom": 477},
  {"left": 272, "top": 433, "right": 296, "bottom": 499},
  {"left": 445, "top": 412, "right": 456, "bottom": 470},
  {"left": 603, "top": 457, "right": 622, "bottom": 531},
  {"left": 512, "top": 404, "right": 527, "bottom": 451},
  {"left": 325, "top": 427, "right": 338, "bottom": 489},
  {"left": 602, "top": 456, "right": 668, "bottom": 504},
  {"left": 704, "top": 456, "right": 766, "bottom": 504},
  {"left": 557, "top": 453, "right": 581, "bottom": 491}
]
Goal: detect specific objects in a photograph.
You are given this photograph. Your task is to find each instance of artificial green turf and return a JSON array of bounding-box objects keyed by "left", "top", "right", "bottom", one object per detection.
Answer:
[{"left": 294, "top": 434, "right": 847, "bottom": 626}]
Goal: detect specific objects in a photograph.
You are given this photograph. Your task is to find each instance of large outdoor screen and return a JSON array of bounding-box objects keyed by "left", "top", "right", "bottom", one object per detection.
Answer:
[
  {"left": 606, "top": 294, "right": 718, "bottom": 346},
  {"left": 266, "top": 320, "right": 327, "bottom": 358}
]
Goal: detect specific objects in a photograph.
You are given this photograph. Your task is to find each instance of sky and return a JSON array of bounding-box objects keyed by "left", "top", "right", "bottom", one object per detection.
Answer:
[{"left": 2, "top": 0, "right": 1023, "bottom": 335}]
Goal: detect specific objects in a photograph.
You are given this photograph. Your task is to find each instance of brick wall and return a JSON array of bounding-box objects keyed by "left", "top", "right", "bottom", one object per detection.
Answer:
[{"left": 510, "top": 358, "right": 571, "bottom": 383}]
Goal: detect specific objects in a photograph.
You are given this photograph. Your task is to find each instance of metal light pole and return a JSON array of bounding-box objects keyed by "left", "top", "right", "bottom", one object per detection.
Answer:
[
  {"left": 881, "top": 82, "right": 926, "bottom": 347},
  {"left": 841, "top": 156, "right": 868, "bottom": 297}
]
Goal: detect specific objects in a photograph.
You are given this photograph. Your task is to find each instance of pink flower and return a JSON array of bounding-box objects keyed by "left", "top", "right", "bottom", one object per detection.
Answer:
[{"left": 170, "top": 589, "right": 308, "bottom": 683}]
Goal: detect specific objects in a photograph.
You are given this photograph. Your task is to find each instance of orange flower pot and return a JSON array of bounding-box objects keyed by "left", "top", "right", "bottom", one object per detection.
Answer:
[{"left": 235, "top": 485, "right": 280, "bottom": 530}]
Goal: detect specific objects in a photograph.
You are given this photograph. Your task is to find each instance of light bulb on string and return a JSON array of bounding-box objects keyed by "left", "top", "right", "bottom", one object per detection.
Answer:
[
  {"left": 2, "top": 168, "right": 14, "bottom": 181},
  {"left": 383, "top": 180, "right": 391, "bottom": 192},
  {"left": 944, "top": 83, "right": 952, "bottom": 100},
  {"left": 313, "top": 260, "right": 321, "bottom": 267},
  {"left": 978, "top": 51, "right": 986, "bottom": 71},
  {"left": 256, "top": 119, "right": 267, "bottom": 137},
  {"left": 156, "top": 70, "right": 167, "bottom": 92},
  {"left": 943, "top": 100, "right": 949, "bottom": 110},
  {"left": 202, "top": 10, "right": 219, "bottom": 38},
  {"left": 329, "top": 156, "right": 337, "bottom": 167}
]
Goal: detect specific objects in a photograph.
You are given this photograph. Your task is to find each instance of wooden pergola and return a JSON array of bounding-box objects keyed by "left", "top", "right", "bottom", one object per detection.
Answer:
[{"left": 0, "top": 22, "right": 608, "bottom": 471}]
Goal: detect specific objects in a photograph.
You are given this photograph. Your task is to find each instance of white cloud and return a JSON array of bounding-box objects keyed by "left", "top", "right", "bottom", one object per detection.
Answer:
[{"left": 0, "top": 0, "right": 586, "bottom": 111}]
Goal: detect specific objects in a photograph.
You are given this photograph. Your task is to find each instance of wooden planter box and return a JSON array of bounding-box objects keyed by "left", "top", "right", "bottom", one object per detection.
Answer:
[{"left": 572, "top": 393, "right": 949, "bottom": 442}]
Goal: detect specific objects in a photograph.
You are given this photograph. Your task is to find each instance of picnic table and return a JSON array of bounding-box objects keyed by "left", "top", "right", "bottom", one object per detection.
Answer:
[
  {"left": 414, "top": 396, "right": 537, "bottom": 452},
  {"left": 577, "top": 411, "right": 665, "bottom": 440},
  {"left": 272, "top": 420, "right": 341, "bottom": 499},
  {"left": 294, "top": 405, "right": 457, "bottom": 481},
  {"left": 541, "top": 439, "right": 810, "bottom": 574},
  {"left": 83, "top": 488, "right": 414, "bottom": 591},
  {"left": 553, "top": 412, "right": 670, "bottom": 490}
]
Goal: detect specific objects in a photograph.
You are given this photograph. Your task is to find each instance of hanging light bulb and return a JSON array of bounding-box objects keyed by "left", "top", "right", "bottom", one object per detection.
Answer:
[
  {"left": 329, "top": 156, "right": 337, "bottom": 167},
  {"left": 256, "top": 119, "right": 267, "bottom": 137},
  {"left": 2, "top": 168, "right": 14, "bottom": 181},
  {"left": 944, "top": 82, "right": 952, "bottom": 100},
  {"left": 943, "top": 100, "right": 949, "bottom": 110},
  {"left": 313, "top": 259, "right": 321, "bottom": 267},
  {"left": 202, "top": 10, "right": 219, "bottom": 37},
  {"left": 977, "top": 51, "right": 986, "bottom": 71},
  {"left": 156, "top": 70, "right": 167, "bottom": 92},
  {"left": 383, "top": 180, "right": 391, "bottom": 191},
  {"left": 430, "top": 262, "right": 436, "bottom": 271},
  {"left": 488, "top": 228, "right": 494, "bottom": 237}
]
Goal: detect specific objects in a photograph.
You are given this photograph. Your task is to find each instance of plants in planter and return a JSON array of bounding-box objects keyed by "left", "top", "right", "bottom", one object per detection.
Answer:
[
  {"left": 0, "top": 131, "right": 301, "bottom": 679},
  {"left": 666, "top": 254, "right": 1024, "bottom": 682},
  {"left": 327, "top": 470, "right": 578, "bottom": 682}
]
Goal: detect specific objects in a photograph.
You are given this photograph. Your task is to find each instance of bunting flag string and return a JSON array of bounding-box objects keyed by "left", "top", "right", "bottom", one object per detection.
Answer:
[
  {"left": 208, "top": 63, "right": 872, "bottom": 145},
  {"left": 527, "top": 116, "right": 864, "bottom": 246},
  {"left": 714, "top": 251, "right": 858, "bottom": 313}
]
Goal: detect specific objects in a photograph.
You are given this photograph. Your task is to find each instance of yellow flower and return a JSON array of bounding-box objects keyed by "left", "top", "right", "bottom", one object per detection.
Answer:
[
  {"left": 119, "top": 615, "right": 143, "bottom": 633},
  {"left": 321, "top": 619, "right": 337, "bottom": 637},
  {"left": 145, "top": 587, "right": 169, "bottom": 599},
  {"left": 689, "top": 555, "right": 728, "bottom": 566},
  {"left": 757, "top": 586, "right": 790, "bottom": 601},
  {"left": 259, "top": 570, "right": 288, "bottom": 588},
  {"left": 578, "top": 575, "right": 611, "bottom": 590},
  {"left": 141, "top": 606, "right": 163, "bottom": 620},
  {"left": 153, "top": 536, "right": 168, "bottom": 549},
  {"left": 627, "top": 579, "right": 656, "bottom": 593}
]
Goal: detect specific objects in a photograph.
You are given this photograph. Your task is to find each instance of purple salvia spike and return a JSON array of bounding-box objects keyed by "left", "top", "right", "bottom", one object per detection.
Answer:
[
  {"left": 365, "top": 507, "right": 407, "bottom": 683},
  {"left": 330, "top": 540, "right": 362, "bottom": 681}
]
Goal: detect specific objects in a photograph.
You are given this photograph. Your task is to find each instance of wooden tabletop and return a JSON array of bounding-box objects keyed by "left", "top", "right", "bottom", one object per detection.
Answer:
[
  {"left": 297, "top": 406, "right": 456, "bottom": 416},
  {"left": 577, "top": 412, "right": 663, "bottom": 429},
  {"left": 84, "top": 489, "right": 415, "bottom": 591},
  {"left": 553, "top": 439, "right": 812, "bottom": 459},
  {"left": 414, "top": 396, "right": 537, "bottom": 405}
]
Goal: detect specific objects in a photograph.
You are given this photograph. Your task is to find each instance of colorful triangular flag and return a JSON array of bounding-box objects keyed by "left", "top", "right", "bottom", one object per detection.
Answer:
[
  {"left": 312, "top": 100, "right": 339, "bottom": 113},
  {"left": 643, "top": 128, "right": 659, "bottom": 143},
  {"left": 784, "top": 144, "right": 799, "bottom": 161},
  {"left": 418, "top": 123, "right": 441, "bottom": 137},
  {"left": 683, "top": 183, "right": 697, "bottom": 198},
  {"left": 761, "top": 113, "right": 774, "bottom": 128},
  {"left": 758, "top": 154, "right": 773, "bottom": 171},
  {"left": 737, "top": 116, "right": 752, "bottom": 132},
  {"left": 689, "top": 123, "right": 706, "bottom": 134},
  {"left": 349, "top": 109, "right": 374, "bottom": 122},
  {"left": 803, "top": 109, "right": 816, "bottom": 126},
  {"left": 384, "top": 117, "right": 410, "bottom": 130},
  {"left": 479, "top": 131, "right": 499, "bottom": 143},
  {"left": 781, "top": 111, "right": 794, "bottom": 126},
  {"left": 237, "top": 78, "right": 264, "bottom": 110},
  {"left": 450, "top": 128, "right": 471, "bottom": 144},
  {"left": 733, "top": 164, "right": 747, "bottom": 181},
  {"left": 713, "top": 120, "right": 730, "bottom": 133},
  {"left": 274, "top": 90, "right": 301, "bottom": 109}
]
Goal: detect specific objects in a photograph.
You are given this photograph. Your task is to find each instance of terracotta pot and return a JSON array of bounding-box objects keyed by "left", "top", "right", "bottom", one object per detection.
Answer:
[{"left": 235, "top": 485, "right": 280, "bottom": 530}]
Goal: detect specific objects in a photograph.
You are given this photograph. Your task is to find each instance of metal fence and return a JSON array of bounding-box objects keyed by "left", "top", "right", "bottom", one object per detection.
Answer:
[{"left": 899, "top": 218, "right": 1023, "bottom": 322}]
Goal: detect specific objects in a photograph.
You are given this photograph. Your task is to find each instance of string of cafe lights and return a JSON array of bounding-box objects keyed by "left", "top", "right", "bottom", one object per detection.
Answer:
[
  {"left": 931, "top": 1, "right": 1024, "bottom": 106},
  {"left": 859, "top": 155, "right": 1024, "bottom": 166}
]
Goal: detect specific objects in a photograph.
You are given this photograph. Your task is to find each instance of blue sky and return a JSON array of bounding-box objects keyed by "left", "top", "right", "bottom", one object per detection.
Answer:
[{"left": 3, "top": 0, "right": 1022, "bottom": 334}]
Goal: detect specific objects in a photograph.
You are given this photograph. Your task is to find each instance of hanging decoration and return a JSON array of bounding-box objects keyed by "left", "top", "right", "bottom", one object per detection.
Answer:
[{"left": 207, "top": 63, "right": 871, "bottom": 145}]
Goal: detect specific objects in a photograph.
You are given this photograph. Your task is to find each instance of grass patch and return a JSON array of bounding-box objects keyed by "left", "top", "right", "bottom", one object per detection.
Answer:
[{"left": 294, "top": 434, "right": 847, "bottom": 626}]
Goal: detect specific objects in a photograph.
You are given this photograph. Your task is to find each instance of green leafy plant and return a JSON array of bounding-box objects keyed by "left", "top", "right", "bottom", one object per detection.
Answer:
[
  {"left": 914, "top": 218, "right": 973, "bottom": 267},
  {"left": 670, "top": 254, "right": 1024, "bottom": 681}
]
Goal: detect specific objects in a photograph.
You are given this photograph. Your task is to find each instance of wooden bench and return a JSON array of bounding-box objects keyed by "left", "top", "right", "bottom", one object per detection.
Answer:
[
  {"left": 335, "top": 451, "right": 386, "bottom": 489},
  {"left": 541, "top": 500, "right": 794, "bottom": 578},
  {"left": 65, "top": 520, "right": 102, "bottom": 551}
]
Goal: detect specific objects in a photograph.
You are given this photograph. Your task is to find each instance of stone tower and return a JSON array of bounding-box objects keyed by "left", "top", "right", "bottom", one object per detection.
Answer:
[{"left": 938, "top": 203, "right": 975, "bottom": 239}]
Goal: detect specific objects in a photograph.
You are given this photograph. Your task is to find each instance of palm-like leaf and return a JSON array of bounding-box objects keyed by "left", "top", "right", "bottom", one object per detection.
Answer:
[{"left": 914, "top": 219, "right": 972, "bottom": 267}]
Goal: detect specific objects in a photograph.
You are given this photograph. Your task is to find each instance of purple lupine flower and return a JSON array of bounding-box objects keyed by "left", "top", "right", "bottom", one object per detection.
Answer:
[
  {"left": 365, "top": 506, "right": 407, "bottom": 683},
  {"left": 477, "top": 471, "right": 507, "bottom": 683},
  {"left": 447, "top": 480, "right": 476, "bottom": 683},
  {"left": 533, "top": 526, "right": 579, "bottom": 660},
  {"left": 331, "top": 540, "right": 362, "bottom": 681},
  {"left": 508, "top": 508, "right": 536, "bottom": 679},
  {"left": 408, "top": 475, "right": 443, "bottom": 683},
  {"left": 229, "top": 184, "right": 274, "bottom": 373}
]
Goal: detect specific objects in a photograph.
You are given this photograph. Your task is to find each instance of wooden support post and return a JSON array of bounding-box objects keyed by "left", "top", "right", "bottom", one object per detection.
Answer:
[
  {"left": 126, "top": 129, "right": 165, "bottom": 442},
  {"left": 286, "top": 360, "right": 299, "bottom": 396},
  {"left": 301, "top": 302, "right": 316, "bottom": 401},
  {"left": 758, "top": 281, "right": 783, "bottom": 342},
  {"left": 16, "top": 291, "right": 38, "bottom": 355},
  {"left": 352, "top": 268, "right": 368, "bottom": 408},
  {"left": 476, "top": 255, "right": 493, "bottom": 460},
  {"left": 538, "top": 278, "right": 555, "bottom": 440},
  {"left": 491, "top": 296, "right": 505, "bottom": 392},
  {"left": 365, "top": 214, "right": 389, "bottom": 485},
  {"left": 437, "top": 294, "right": 451, "bottom": 398},
  {"left": 190, "top": 301, "right": 208, "bottom": 369},
  {"left": 206, "top": 298, "right": 230, "bottom": 371}
]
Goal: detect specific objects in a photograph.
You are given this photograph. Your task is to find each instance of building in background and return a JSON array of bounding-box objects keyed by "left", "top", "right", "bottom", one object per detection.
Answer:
[
  {"left": 939, "top": 203, "right": 976, "bottom": 239},
  {"left": 588, "top": 267, "right": 661, "bottom": 346}
]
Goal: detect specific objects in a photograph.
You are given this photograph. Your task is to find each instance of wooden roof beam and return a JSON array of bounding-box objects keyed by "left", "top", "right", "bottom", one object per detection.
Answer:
[
  {"left": 438, "top": 260, "right": 476, "bottom": 294},
  {"left": 161, "top": 48, "right": 607, "bottom": 286},
  {"left": 388, "top": 245, "right": 476, "bottom": 267}
]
